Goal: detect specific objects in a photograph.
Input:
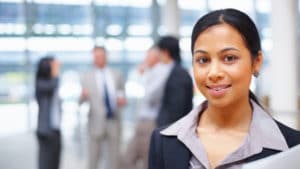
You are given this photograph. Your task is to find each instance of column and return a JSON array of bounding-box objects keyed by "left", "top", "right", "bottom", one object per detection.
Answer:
[
  {"left": 161, "top": 0, "right": 180, "bottom": 36},
  {"left": 270, "top": 0, "right": 299, "bottom": 128}
]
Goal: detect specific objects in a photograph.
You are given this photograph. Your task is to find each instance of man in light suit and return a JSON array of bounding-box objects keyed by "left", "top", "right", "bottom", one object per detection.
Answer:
[{"left": 80, "top": 46, "right": 126, "bottom": 169}]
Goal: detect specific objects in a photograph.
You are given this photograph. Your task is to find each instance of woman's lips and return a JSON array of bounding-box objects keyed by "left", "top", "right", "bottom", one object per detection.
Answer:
[{"left": 206, "top": 84, "right": 231, "bottom": 98}]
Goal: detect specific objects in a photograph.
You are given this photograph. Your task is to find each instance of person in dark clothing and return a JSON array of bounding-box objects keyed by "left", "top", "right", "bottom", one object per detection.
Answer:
[
  {"left": 155, "top": 36, "right": 194, "bottom": 127},
  {"left": 35, "top": 56, "right": 62, "bottom": 169}
]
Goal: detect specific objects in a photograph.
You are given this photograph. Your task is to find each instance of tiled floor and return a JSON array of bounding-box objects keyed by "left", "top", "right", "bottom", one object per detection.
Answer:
[
  {"left": 0, "top": 131, "right": 87, "bottom": 169},
  {"left": 0, "top": 103, "right": 136, "bottom": 169},
  {"left": 0, "top": 125, "right": 134, "bottom": 169}
]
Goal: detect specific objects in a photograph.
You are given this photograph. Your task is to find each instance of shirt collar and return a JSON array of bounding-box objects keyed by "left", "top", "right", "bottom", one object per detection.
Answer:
[
  {"left": 160, "top": 99, "right": 289, "bottom": 151},
  {"left": 249, "top": 100, "right": 289, "bottom": 151},
  {"left": 160, "top": 101, "right": 203, "bottom": 137}
]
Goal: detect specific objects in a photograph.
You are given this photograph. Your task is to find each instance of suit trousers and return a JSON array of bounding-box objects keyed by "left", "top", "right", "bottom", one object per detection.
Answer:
[
  {"left": 122, "top": 119, "right": 156, "bottom": 169},
  {"left": 88, "top": 119, "right": 120, "bottom": 169},
  {"left": 37, "top": 130, "right": 61, "bottom": 169}
]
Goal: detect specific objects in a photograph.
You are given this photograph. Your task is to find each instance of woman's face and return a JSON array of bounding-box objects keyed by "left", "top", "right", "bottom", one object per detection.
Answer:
[{"left": 192, "top": 24, "right": 262, "bottom": 107}]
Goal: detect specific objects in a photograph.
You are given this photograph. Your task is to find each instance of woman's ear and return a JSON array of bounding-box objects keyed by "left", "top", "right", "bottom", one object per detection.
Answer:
[{"left": 253, "top": 51, "right": 263, "bottom": 76}]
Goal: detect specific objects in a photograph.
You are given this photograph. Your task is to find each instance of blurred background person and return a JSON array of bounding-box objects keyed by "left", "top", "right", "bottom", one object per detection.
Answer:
[
  {"left": 35, "top": 56, "right": 62, "bottom": 169},
  {"left": 79, "top": 46, "right": 126, "bottom": 169},
  {"left": 122, "top": 46, "right": 163, "bottom": 169},
  {"left": 155, "top": 36, "right": 194, "bottom": 127}
]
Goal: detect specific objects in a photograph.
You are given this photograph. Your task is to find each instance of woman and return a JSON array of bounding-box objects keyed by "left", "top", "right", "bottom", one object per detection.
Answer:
[
  {"left": 35, "top": 56, "right": 62, "bottom": 169},
  {"left": 148, "top": 8, "right": 300, "bottom": 169}
]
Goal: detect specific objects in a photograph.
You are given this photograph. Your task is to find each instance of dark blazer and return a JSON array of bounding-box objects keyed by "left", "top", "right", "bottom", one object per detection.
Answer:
[
  {"left": 148, "top": 121, "right": 300, "bottom": 169},
  {"left": 156, "top": 64, "right": 193, "bottom": 127},
  {"left": 35, "top": 77, "right": 60, "bottom": 136}
]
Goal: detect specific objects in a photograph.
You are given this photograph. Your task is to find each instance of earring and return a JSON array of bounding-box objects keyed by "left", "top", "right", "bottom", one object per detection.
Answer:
[{"left": 253, "top": 71, "right": 259, "bottom": 77}]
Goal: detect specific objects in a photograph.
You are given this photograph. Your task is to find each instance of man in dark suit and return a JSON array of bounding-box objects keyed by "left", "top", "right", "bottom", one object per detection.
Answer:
[{"left": 155, "top": 36, "right": 193, "bottom": 127}]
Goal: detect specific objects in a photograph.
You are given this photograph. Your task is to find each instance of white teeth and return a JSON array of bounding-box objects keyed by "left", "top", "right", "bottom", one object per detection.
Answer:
[
  {"left": 211, "top": 86, "right": 227, "bottom": 91},
  {"left": 207, "top": 85, "right": 230, "bottom": 91}
]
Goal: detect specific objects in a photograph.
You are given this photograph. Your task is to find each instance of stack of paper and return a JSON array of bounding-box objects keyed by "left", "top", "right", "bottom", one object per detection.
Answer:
[{"left": 242, "top": 144, "right": 300, "bottom": 169}]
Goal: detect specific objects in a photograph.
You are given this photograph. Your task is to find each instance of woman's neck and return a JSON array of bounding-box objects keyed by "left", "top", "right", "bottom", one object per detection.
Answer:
[{"left": 199, "top": 98, "right": 253, "bottom": 132}]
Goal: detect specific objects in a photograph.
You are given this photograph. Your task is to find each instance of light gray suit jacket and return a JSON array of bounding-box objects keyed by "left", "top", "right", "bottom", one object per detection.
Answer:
[{"left": 80, "top": 67, "right": 125, "bottom": 138}]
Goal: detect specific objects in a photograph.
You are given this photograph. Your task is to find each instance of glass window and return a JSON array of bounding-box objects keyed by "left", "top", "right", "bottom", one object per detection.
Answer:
[
  {"left": 208, "top": 0, "right": 254, "bottom": 12},
  {"left": 178, "top": 0, "right": 206, "bottom": 10},
  {"left": 94, "top": 5, "right": 127, "bottom": 37},
  {"left": 30, "top": 0, "right": 91, "bottom": 5},
  {"left": 127, "top": 6, "right": 152, "bottom": 36},
  {"left": 30, "top": 3, "right": 91, "bottom": 36},
  {"left": 0, "top": 50, "right": 27, "bottom": 103},
  {"left": 0, "top": 2, "right": 24, "bottom": 23},
  {"left": 0, "top": 1, "right": 25, "bottom": 35},
  {"left": 27, "top": 37, "right": 93, "bottom": 52},
  {"left": 94, "top": 0, "right": 152, "bottom": 8}
]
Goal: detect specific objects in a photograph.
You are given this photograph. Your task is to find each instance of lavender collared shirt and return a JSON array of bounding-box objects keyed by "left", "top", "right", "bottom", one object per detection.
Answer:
[{"left": 160, "top": 100, "right": 289, "bottom": 169}]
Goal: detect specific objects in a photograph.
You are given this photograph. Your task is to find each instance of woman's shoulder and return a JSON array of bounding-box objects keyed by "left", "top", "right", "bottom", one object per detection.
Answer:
[
  {"left": 152, "top": 125, "right": 171, "bottom": 138},
  {"left": 275, "top": 120, "right": 300, "bottom": 147},
  {"left": 150, "top": 125, "right": 191, "bottom": 153},
  {"left": 149, "top": 126, "right": 171, "bottom": 156},
  {"left": 150, "top": 125, "right": 180, "bottom": 144}
]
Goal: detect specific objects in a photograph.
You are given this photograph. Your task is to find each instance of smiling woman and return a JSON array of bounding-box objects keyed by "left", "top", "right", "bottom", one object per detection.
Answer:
[
  {"left": 148, "top": 8, "right": 300, "bottom": 169},
  {"left": 192, "top": 23, "right": 260, "bottom": 108}
]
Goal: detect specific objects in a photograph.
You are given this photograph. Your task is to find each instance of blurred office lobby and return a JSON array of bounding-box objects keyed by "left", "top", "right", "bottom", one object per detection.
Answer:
[{"left": 1, "top": 0, "right": 300, "bottom": 169}]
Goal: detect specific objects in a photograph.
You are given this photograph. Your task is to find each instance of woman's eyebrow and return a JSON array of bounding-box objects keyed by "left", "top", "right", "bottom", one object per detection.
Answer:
[
  {"left": 193, "top": 49, "right": 208, "bottom": 55},
  {"left": 219, "top": 47, "right": 240, "bottom": 54},
  {"left": 193, "top": 47, "right": 240, "bottom": 55}
]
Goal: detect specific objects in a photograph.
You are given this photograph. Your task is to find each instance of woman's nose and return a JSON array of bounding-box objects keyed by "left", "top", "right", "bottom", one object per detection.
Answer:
[{"left": 208, "top": 61, "right": 224, "bottom": 83}]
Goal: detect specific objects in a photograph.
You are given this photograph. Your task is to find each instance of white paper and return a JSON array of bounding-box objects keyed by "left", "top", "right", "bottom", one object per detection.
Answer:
[{"left": 242, "top": 144, "right": 300, "bottom": 169}]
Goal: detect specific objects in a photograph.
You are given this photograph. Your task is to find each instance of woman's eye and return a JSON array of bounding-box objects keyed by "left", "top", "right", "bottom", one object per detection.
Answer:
[
  {"left": 224, "top": 55, "right": 238, "bottom": 63},
  {"left": 196, "top": 57, "right": 209, "bottom": 64}
]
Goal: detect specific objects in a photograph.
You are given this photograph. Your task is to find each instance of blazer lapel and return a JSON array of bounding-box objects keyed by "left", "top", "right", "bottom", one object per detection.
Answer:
[
  {"left": 163, "top": 136, "right": 191, "bottom": 169},
  {"left": 244, "top": 148, "right": 281, "bottom": 163}
]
